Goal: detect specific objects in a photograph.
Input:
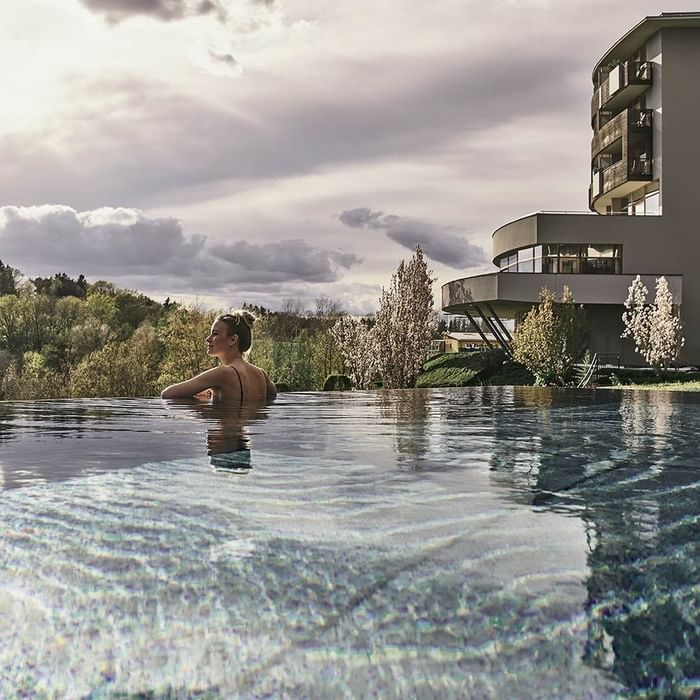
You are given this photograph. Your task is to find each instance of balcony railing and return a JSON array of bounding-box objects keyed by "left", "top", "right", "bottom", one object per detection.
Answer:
[
  {"left": 590, "top": 156, "right": 653, "bottom": 210},
  {"left": 592, "top": 109, "right": 652, "bottom": 159},
  {"left": 591, "top": 60, "right": 653, "bottom": 120}
]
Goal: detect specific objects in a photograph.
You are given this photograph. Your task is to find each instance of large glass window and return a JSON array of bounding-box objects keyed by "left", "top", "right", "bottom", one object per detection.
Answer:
[
  {"left": 542, "top": 257, "right": 558, "bottom": 273},
  {"left": 627, "top": 187, "right": 660, "bottom": 216},
  {"left": 559, "top": 257, "right": 580, "bottom": 274},
  {"left": 517, "top": 248, "right": 534, "bottom": 273},
  {"left": 559, "top": 244, "right": 582, "bottom": 274},
  {"left": 497, "top": 243, "right": 622, "bottom": 274}
]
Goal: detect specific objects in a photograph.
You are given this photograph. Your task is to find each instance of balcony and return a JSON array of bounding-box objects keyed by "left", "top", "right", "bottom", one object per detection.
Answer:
[
  {"left": 591, "top": 60, "right": 653, "bottom": 127},
  {"left": 442, "top": 271, "right": 682, "bottom": 317},
  {"left": 590, "top": 109, "right": 653, "bottom": 213}
]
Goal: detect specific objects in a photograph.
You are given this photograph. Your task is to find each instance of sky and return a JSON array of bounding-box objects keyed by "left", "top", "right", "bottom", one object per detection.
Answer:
[{"left": 0, "top": 0, "right": 696, "bottom": 313}]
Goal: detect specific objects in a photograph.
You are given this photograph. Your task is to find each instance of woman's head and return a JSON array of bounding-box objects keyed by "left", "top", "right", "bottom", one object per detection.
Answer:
[{"left": 214, "top": 310, "right": 256, "bottom": 353}]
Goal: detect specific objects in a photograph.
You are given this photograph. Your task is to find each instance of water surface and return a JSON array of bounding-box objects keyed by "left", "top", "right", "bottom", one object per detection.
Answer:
[{"left": 1, "top": 388, "right": 699, "bottom": 698}]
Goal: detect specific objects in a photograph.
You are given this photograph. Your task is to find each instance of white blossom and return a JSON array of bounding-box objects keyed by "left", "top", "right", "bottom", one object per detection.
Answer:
[
  {"left": 332, "top": 246, "right": 436, "bottom": 389},
  {"left": 330, "top": 315, "right": 377, "bottom": 389},
  {"left": 372, "top": 246, "right": 437, "bottom": 389},
  {"left": 621, "top": 275, "right": 684, "bottom": 372}
]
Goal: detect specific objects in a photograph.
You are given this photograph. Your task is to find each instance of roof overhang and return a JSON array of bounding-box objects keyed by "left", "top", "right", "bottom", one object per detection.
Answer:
[{"left": 593, "top": 12, "right": 700, "bottom": 81}]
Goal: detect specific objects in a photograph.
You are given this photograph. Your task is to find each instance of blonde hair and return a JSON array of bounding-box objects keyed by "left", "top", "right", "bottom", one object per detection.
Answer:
[{"left": 216, "top": 309, "right": 256, "bottom": 353}]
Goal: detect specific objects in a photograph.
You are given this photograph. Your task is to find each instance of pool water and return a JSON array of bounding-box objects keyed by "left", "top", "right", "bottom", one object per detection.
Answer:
[{"left": 1, "top": 388, "right": 699, "bottom": 698}]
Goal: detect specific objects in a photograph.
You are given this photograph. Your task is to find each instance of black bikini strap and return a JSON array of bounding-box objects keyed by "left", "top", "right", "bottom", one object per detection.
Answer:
[{"left": 231, "top": 365, "right": 244, "bottom": 403}]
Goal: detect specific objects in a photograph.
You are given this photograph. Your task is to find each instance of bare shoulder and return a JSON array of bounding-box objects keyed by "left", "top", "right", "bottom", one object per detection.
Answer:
[{"left": 250, "top": 363, "right": 277, "bottom": 399}]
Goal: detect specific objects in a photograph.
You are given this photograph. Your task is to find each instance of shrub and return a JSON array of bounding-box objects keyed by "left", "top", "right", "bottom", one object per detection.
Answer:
[{"left": 323, "top": 374, "right": 353, "bottom": 391}]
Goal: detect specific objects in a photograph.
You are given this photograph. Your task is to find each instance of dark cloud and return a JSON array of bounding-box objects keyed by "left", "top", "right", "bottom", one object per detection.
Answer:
[
  {"left": 385, "top": 224, "right": 488, "bottom": 269},
  {"left": 339, "top": 208, "right": 399, "bottom": 230},
  {"left": 208, "top": 50, "right": 238, "bottom": 66},
  {"left": 0, "top": 206, "right": 360, "bottom": 292},
  {"left": 0, "top": 205, "right": 204, "bottom": 276},
  {"left": 79, "top": 0, "right": 225, "bottom": 22},
  {"left": 339, "top": 208, "right": 487, "bottom": 269},
  {"left": 210, "top": 239, "right": 361, "bottom": 283}
]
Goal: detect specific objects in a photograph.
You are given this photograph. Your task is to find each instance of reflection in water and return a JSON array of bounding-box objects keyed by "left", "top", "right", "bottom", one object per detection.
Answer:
[
  {"left": 0, "top": 398, "right": 271, "bottom": 489},
  {"left": 175, "top": 400, "right": 269, "bottom": 475},
  {"left": 378, "top": 390, "right": 430, "bottom": 470},
  {"left": 620, "top": 388, "right": 674, "bottom": 465},
  {"left": 488, "top": 387, "right": 700, "bottom": 696}
]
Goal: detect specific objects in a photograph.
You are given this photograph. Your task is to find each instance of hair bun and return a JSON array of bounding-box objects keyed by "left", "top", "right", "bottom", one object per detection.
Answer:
[{"left": 228, "top": 308, "right": 255, "bottom": 328}]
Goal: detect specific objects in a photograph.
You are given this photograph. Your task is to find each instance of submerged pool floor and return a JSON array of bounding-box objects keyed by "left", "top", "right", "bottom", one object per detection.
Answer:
[{"left": 1, "top": 388, "right": 699, "bottom": 698}]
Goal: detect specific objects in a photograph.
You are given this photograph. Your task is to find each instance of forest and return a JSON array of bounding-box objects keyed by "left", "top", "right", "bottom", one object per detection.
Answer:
[{"left": 0, "top": 260, "right": 358, "bottom": 399}]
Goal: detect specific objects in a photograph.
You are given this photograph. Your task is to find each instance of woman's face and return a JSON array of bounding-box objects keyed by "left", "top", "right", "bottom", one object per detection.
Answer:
[{"left": 206, "top": 320, "right": 234, "bottom": 357}]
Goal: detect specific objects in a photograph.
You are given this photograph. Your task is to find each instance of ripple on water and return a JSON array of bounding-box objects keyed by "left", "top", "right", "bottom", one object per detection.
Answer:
[{"left": 2, "top": 388, "right": 700, "bottom": 697}]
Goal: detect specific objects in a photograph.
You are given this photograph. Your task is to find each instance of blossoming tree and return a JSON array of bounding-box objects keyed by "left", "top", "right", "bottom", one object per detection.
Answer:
[
  {"left": 373, "top": 246, "right": 436, "bottom": 389},
  {"left": 330, "top": 315, "right": 377, "bottom": 389},
  {"left": 622, "top": 275, "right": 684, "bottom": 373},
  {"left": 332, "top": 246, "right": 436, "bottom": 389}
]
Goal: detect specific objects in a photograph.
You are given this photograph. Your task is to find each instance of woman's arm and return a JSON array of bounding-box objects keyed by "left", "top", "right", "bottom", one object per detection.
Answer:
[{"left": 161, "top": 367, "right": 223, "bottom": 399}]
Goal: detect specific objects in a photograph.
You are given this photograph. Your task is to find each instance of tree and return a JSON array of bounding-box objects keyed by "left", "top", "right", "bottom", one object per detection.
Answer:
[
  {"left": 0, "top": 295, "right": 26, "bottom": 353},
  {"left": 313, "top": 296, "right": 343, "bottom": 319},
  {"left": 157, "top": 307, "right": 217, "bottom": 387},
  {"left": 0, "top": 260, "right": 21, "bottom": 296},
  {"left": 331, "top": 316, "right": 377, "bottom": 389},
  {"left": 32, "top": 272, "right": 87, "bottom": 298},
  {"left": 512, "top": 285, "right": 588, "bottom": 385},
  {"left": 622, "top": 275, "right": 684, "bottom": 373},
  {"left": 70, "top": 323, "right": 162, "bottom": 397},
  {"left": 372, "top": 246, "right": 436, "bottom": 389},
  {"left": 1, "top": 352, "right": 64, "bottom": 400}
]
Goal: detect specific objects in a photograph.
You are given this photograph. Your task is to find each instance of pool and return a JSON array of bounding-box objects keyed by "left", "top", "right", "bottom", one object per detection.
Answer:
[{"left": 1, "top": 387, "right": 699, "bottom": 698}]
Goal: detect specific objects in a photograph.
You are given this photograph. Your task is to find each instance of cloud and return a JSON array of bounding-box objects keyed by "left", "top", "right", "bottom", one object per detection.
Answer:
[
  {"left": 0, "top": 34, "right": 583, "bottom": 210},
  {"left": 79, "top": 0, "right": 225, "bottom": 22},
  {"left": 339, "top": 208, "right": 487, "bottom": 269},
  {"left": 210, "top": 239, "right": 361, "bottom": 283},
  {"left": 208, "top": 49, "right": 238, "bottom": 66},
  {"left": 0, "top": 205, "right": 205, "bottom": 276},
  {"left": 339, "top": 208, "right": 398, "bottom": 230},
  {"left": 0, "top": 205, "right": 360, "bottom": 293}
]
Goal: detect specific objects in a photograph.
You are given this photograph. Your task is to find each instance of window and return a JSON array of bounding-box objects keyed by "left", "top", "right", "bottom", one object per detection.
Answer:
[
  {"left": 645, "top": 190, "right": 660, "bottom": 215},
  {"left": 517, "top": 248, "right": 534, "bottom": 273},
  {"left": 499, "top": 243, "right": 621, "bottom": 274},
  {"left": 559, "top": 257, "right": 580, "bottom": 274}
]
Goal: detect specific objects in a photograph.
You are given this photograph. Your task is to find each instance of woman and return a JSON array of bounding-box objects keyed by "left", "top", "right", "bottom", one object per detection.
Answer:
[{"left": 161, "top": 311, "right": 276, "bottom": 403}]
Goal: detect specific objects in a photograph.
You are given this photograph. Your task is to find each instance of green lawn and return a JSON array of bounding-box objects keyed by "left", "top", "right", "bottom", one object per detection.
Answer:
[
  {"left": 601, "top": 380, "right": 700, "bottom": 392},
  {"left": 417, "top": 350, "right": 534, "bottom": 387}
]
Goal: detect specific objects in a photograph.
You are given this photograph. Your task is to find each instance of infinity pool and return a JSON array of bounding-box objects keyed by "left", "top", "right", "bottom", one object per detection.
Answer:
[{"left": 1, "top": 388, "right": 699, "bottom": 698}]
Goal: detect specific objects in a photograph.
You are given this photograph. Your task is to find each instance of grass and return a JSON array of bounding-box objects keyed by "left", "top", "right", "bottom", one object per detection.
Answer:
[
  {"left": 598, "top": 368, "right": 700, "bottom": 391},
  {"left": 417, "top": 350, "right": 534, "bottom": 388},
  {"left": 602, "top": 380, "right": 700, "bottom": 392},
  {"left": 417, "top": 350, "right": 503, "bottom": 387}
]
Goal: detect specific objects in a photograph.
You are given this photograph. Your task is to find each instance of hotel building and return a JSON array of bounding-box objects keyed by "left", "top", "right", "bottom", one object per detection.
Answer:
[{"left": 442, "top": 13, "right": 700, "bottom": 365}]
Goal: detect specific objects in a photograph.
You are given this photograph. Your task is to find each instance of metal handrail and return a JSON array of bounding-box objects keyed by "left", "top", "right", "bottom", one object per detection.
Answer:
[{"left": 577, "top": 353, "right": 599, "bottom": 389}]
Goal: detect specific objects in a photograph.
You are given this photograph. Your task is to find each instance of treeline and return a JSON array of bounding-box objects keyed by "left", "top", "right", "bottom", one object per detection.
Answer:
[{"left": 0, "top": 261, "right": 352, "bottom": 399}]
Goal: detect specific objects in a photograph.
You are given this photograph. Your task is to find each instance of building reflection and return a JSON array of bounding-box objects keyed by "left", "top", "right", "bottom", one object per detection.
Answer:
[{"left": 488, "top": 387, "right": 700, "bottom": 696}]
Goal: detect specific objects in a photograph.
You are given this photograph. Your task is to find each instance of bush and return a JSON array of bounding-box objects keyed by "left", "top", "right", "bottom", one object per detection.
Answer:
[
  {"left": 1, "top": 352, "right": 65, "bottom": 400},
  {"left": 323, "top": 374, "right": 352, "bottom": 391},
  {"left": 70, "top": 324, "right": 161, "bottom": 397},
  {"left": 483, "top": 361, "right": 535, "bottom": 386}
]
